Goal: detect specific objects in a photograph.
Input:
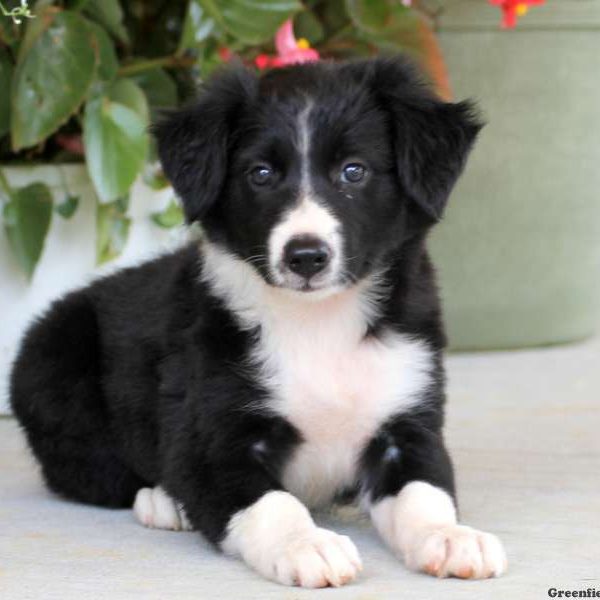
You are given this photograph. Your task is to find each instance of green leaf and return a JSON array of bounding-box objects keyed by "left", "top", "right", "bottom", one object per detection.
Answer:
[
  {"left": 96, "top": 199, "right": 131, "bottom": 264},
  {"left": 0, "top": 47, "right": 13, "bottom": 137},
  {"left": 130, "top": 68, "right": 178, "bottom": 113},
  {"left": 66, "top": 0, "right": 91, "bottom": 10},
  {"left": 331, "top": 1, "right": 420, "bottom": 59},
  {"left": 83, "top": 81, "right": 149, "bottom": 203},
  {"left": 83, "top": 0, "right": 129, "bottom": 44},
  {"left": 197, "top": 40, "right": 226, "bottom": 78},
  {"left": 55, "top": 194, "right": 80, "bottom": 219},
  {"left": 345, "top": 0, "right": 393, "bottom": 33},
  {"left": 3, "top": 182, "right": 53, "bottom": 279},
  {"left": 14, "top": 4, "right": 55, "bottom": 63},
  {"left": 197, "top": 0, "right": 301, "bottom": 45},
  {"left": 350, "top": 0, "right": 418, "bottom": 40},
  {"left": 179, "top": 0, "right": 219, "bottom": 52},
  {"left": 294, "top": 10, "right": 325, "bottom": 45},
  {"left": 151, "top": 199, "right": 184, "bottom": 229},
  {"left": 320, "top": 0, "right": 351, "bottom": 35},
  {"left": 88, "top": 21, "right": 119, "bottom": 82},
  {"left": 11, "top": 11, "right": 97, "bottom": 150},
  {"left": 108, "top": 78, "right": 150, "bottom": 124}
]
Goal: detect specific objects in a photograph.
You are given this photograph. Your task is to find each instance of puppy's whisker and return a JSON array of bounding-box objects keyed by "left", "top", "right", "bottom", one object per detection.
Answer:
[
  {"left": 243, "top": 254, "right": 267, "bottom": 268},
  {"left": 339, "top": 269, "right": 359, "bottom": 285}
]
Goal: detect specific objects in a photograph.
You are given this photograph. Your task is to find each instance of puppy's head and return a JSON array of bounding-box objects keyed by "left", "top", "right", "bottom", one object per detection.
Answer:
[{"left": 154, "top": 57, "right": 482, "bottom": 296}]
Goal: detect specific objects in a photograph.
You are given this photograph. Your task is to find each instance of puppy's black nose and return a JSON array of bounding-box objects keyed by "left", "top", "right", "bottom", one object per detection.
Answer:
[{"left": 284, "top": 236, "right": 332, "bottom": 279}]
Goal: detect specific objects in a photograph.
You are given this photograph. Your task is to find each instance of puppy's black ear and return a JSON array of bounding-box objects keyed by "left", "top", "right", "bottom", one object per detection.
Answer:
[
  {"left": 368, "top": 57, "right": 483, "bottom": 221},
  {"left": 153, "top": 66, "right": 257, "bottom": 223}
]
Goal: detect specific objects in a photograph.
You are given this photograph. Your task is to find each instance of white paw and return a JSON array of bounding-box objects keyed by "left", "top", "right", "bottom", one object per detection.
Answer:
[
  {"left": 267, "top": 528, "right": 362, "bottom": 588},
  {"left": 133, "top": 487, "right": 193, "bottom": 531},
  {"left": 404, "top": 525, "right": 507, "bottom": 579}
]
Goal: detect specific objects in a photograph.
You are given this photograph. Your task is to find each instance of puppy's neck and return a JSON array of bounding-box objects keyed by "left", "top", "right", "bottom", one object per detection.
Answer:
[{"left": 200, "top": 240, "right": 383, "bottom": 341}]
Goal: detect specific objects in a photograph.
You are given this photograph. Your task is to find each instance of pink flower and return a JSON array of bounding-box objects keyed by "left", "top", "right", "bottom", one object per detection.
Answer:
[
  {"left": 274, "top": 20, "right": 319, "bottom": 65},
  {"left": 255, "top": 19, "right": 319, "bottom": 70}
]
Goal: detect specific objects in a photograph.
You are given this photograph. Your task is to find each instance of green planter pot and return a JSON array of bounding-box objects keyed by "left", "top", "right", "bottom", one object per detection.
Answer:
[{"left": 429, "top": 0, "right": 600, "bottom": 350}]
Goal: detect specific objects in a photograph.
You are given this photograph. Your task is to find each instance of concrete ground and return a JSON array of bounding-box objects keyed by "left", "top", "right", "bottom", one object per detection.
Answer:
[{"left": 1, "top": 338, "right": 599, "bottom": 600}]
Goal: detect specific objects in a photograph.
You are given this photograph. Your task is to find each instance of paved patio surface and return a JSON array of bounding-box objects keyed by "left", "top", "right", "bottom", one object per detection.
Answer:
[{"left": 1, "top": 338, "right": 599, "bottom": 599}]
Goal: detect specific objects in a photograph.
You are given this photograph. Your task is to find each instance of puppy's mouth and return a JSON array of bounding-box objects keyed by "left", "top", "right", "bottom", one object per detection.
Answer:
[
  {"left": 270, "top": 261, "right": 354, "bottom": 298},
  {"left": 272, "top": 267, "right": 339, "bottom": 293}
]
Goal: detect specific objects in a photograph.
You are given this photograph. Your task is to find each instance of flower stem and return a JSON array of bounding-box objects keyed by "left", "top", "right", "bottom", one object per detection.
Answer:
[
  {"left": 0, "top": 0, "right": 35, "bottom": 25},
  {"left": 118, "top": 54, "right": 196, "bottom": 77}
]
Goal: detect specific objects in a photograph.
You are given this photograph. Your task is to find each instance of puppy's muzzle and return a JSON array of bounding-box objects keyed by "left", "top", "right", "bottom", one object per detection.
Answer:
[{"left": 283, "top": 235, "right": 332, "bottom": 280}]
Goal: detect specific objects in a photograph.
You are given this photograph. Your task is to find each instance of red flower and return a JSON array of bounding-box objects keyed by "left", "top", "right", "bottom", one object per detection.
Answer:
[
  {"left": 255, "top": 19, "right": 319, "bottom": 70},
  {"left": 55, "top": 134, "right": 84, "bottom": 156},
  {"left": 254, "top": 54, "right": 271, "bottom": 70},
  {"left": 218, "top": 47, "right": 233, "bottom": 62},
  {"left": 489, "top": 0, "right": 545, "bottom": 29}
]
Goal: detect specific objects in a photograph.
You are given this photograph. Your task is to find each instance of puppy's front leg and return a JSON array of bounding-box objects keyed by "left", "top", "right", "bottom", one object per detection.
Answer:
[
  {"left": 363, "top": 420, "right": 507, "bottom": 579},
  {"left": 222, "top": 490, "right": 362, "bottom": 587},
  {"left": 162, "top": 412, "right": 361, "bottom": 588}
]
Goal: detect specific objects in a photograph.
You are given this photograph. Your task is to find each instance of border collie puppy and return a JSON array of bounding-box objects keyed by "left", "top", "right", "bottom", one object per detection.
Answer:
[{"left": 10, "top": 57, "right": 506, "bottom": 588}]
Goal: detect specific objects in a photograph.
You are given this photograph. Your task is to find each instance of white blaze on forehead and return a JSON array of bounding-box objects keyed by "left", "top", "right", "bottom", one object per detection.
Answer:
[
  {"left": 297, "top": 101, "right": 313, "bottom": 197},
  {"left": 268, "top": 101, "right": 343, "bottom": 283}
]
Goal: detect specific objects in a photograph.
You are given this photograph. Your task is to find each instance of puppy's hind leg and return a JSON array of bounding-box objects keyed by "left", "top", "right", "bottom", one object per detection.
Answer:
[
  {"left": 10, "top": 292, "right": 148, "bottom": 508},
  {"left": 133, "top": 487, "right": 194, "bottom": 531}
]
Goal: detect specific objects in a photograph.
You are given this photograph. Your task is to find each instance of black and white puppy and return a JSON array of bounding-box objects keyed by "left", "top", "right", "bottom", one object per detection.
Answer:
[{"left": 10, "top": 57, "right": 506, "bottom": 587}]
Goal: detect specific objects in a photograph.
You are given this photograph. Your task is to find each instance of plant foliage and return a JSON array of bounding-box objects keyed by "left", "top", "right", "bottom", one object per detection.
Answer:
[{"left": 0, "top": 0, "right": 447, "bottom": 278}]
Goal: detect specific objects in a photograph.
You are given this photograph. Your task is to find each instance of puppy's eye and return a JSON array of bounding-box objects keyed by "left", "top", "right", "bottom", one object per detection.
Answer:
[
  {"left": 249, "top": 165, "right": 274, "bottom": 186},
  {"left": 341, "top": 163, "right": 366, "bottom": 184}
]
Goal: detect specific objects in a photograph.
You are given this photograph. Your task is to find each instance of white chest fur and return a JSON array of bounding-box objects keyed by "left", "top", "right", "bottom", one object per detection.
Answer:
[
  {"left": 202, "top": 243, "right": 434, "bottom": 508},
  {"left": 257, "top": 293, "right": 433, "bottom": 507}
]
